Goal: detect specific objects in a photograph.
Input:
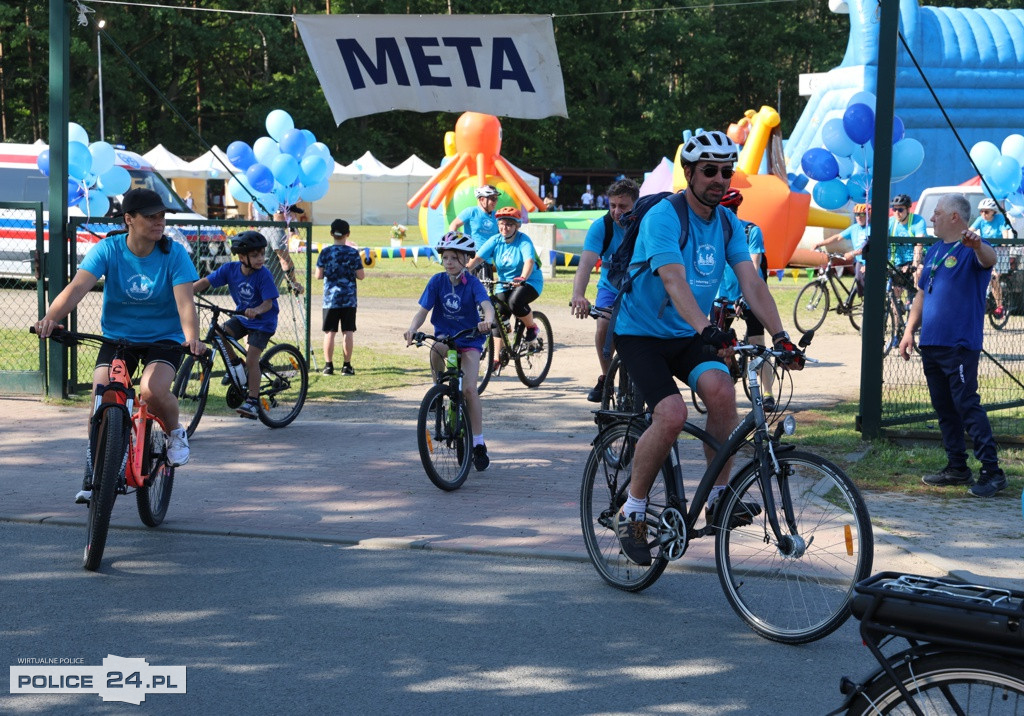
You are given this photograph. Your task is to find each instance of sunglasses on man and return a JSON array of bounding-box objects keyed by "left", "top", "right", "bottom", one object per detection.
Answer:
[{"left": 697, "top": 165, "right": 734, "bottom": 180}]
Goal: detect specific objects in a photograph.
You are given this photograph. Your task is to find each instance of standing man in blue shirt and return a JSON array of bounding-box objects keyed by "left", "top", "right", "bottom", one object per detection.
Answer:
[
  {"left": 899, "top": 193, "right": 1007, "bottom": 497},
  {"left": 570, "top": 178, "right": 639, "bottom": 401}
]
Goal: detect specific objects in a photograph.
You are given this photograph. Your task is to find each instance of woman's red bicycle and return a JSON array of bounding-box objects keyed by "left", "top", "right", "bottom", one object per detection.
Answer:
[{"left": 32, "top": 326, "right": 187, "bottom": 571}]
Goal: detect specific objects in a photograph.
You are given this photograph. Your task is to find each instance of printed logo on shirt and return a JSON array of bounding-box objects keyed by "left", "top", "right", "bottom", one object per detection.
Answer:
[
  {"left": 442, "top": 293, "right": 464, "bottom": 315},
  {"left": 694, "top": 244, "right": 717, "bottom": 278},
  {"left": 125, "top": 274, "right": 155, "bottom": 301},
  {"left": 237, "top": 281, "right": 256, "bottom": 304}
]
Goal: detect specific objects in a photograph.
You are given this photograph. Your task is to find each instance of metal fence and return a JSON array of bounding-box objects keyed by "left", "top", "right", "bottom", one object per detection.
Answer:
[{"left": 878, "top": 236, "right": 1024, "bottom": 444}]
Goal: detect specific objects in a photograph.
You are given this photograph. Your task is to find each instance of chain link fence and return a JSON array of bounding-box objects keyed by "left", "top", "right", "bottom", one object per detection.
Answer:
[{"left": 879, "top": 236, "right": 1024, "bottom": 443}]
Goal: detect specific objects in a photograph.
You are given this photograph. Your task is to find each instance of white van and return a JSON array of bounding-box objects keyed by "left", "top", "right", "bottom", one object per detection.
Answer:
[
  {"left": 0, "top": 142, "right": 226, "bottom": 278},
  {"left": 913, "top": 185, "right": 1024, "bottom": 237}
]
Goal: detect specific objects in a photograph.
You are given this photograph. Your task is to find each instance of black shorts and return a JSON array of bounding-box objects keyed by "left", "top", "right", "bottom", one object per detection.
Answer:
[
  {"left": 741, "top": 310, "right": 765, "bottom": 338},
  {"left": 322, "top": 307, "right": 357, "bottom": 333},
  {"left": 614, "top": 334, "right": 728, "bottom": 409},
  {"left": 223, "top": 317, "right": 275, "bottom": 350},
  {"left": 95, "top": 340, "right": 184, "bottom": 377}
]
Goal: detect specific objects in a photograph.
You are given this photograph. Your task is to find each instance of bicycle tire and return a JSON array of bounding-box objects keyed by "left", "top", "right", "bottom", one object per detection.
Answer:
[
  {"left": 84, "top": 408, "right": 125, "bottom": 571},
  {"left": 691, "top": 388, "right": 708, "bottom": 414},
  {"left": 477, "top": 334, "right": 494, "bottom": 394},
  {"left": 988, "top": 292, "right": 1011, "bottom": 330},
  {"left": 136, "top": 419, "right": 175, "bottom": 528},
  {"left": 515, "top": 311, "right": 553, "bottom": 387},
  {"left": 882, "top": 294, "right": 900, "bottom": 357},
  {"left": 846, "top": 287, "right": 864, "bottom": 332},
  {"left": 417, "top": 382, "right": 472, "bottom": 491},
  {"left": 580, "top": 422, "right": 671, "bottom": 591},
  {"left": 256, "top": 343, "right": 308, "bottom": 428},
  {"left": 793, "top": 280, "right": 830, "bottom": 334},
  {"left": 600, "top": 355, "right": 645, "bottom": 413},
  {"left": 173, "top": 354, "right": 211, "bottom": 438},
  {"left": 846, "top": 651, "right": 1024, "bottom": 715},
  {"left": 715, "top": 450, "right": 873, "bottom": 644}
]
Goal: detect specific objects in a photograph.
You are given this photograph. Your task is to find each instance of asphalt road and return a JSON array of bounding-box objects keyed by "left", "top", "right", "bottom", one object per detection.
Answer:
[{"left": 0, "top": 521, "right": 873, "bottom": 715}]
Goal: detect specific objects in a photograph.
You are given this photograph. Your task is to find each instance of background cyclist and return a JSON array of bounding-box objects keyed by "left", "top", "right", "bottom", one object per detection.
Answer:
[
  {"left": 449, "top": 185, "right": 500, "bottom": 278},
  {"left": 814, "top": 202, "right": 871, "bottom": 296},
  {"left": 404, "top": 232, "right": 496, "bottom": 471},
  {"left": 970, "top": 197, "right": 1009, "bottom": 317},
  {"left": 193, "top": 231, "right": 280, "bottom": 420},
  {"left": 467, "top": 206, "right": 544, "bottom": 372},
  {"left": 570, "top": 178, "right": 640, "bottom": 402},
  {"left": 33, "top": 188, "right": 204, "bottom": 502}
]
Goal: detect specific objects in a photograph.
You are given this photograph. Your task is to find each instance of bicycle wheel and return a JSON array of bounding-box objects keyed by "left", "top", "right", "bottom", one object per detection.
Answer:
[
  {"left": 84, "top": 408, "right": 126, "bottom": 571},
  {"left": 793, "top": 280, "right": 830, "bottom": 334},
  {"left": 846, "top": 286, "right": 864, "bottom": 331},
  {"left": 882, "top": 294, "right": 900, "bottom": 357},
  {"left": 173, "top": 354, "right": 211, "bottom": 438},
  {"left": 136, "top": 419, "right": 174, "bottom": 528},
  {"left": 515, "top": 311, "right": 553, "bottom": 387},
  {"left": 988, "top": 292, "right": 1011, "bottom": 330},
  {"left": 600, "top": 355, "right": 644, "bottom": 413},
  {"left": 416, "top": 382, "right": 472, "bottom": 491},
  {"left": 715, "top": 450, "right": 873, "bottom": 644},
  {"left": 580, "top": 422, "right": 670, "bottom": 591},
  {"left": 256, "top": 343, "right": 308, "bottom": 428},
  {"left": 847, "top": 652, "right": 1024, "bottom": 715},
  {"left": 477, "top": 334, "right": 494, "bottom": 394}
]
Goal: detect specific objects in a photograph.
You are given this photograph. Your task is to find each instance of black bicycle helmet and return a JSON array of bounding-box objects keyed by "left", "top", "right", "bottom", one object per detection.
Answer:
[
  {"left": 231, "top": 230, "right": 268, "bottom": 254},
  {"left": 890, "top": 194, "right": 912, "bottom": 209}
]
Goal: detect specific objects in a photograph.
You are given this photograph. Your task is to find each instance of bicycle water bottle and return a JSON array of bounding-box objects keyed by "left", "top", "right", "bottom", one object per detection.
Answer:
[
  {"left": 229, "top": 361, "right": 247, "bottom": 386},
  {"left": 446, "top": 348, "right": 458, "bottom": 373}
]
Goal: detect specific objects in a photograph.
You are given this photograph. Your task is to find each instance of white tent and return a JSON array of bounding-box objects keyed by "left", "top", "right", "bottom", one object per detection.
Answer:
[
  {"left": 183, "top": 145, "right": 236, "bottom": 179},
  {"left": 387, "top": 154, "right": 435, "bottom": 177},
  {"left": 346, "top": 151, "right": 391, "bottom": 176},
  {"left": 143, "top": 144, "right": 203, "bottom": 178}
]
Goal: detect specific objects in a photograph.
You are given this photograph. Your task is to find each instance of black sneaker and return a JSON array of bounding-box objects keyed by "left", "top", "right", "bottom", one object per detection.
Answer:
[
  {"left": 322, "top": 363, "right": 334, "bottom": 376},
  {"left": 524, "top": 326, "right": 538, "bottom": 343},
  {"left": 969, "top": 467, "right": 1008, "bottom": 498},
  {"left": 922, "top": 464, "right": 972, "bottom": 487},
  {"left": 341, "top": 364, "right": 355, "bottom": 376},
  {"left": 705, "top": 493, "right": 762, "bottom": 529},
  {"left": 587, "top": 376, "right": 605, "bottom": 403},
  {"left": 616, "top": 511, "right": 652, "bottom": 566},
  {"left": 473, "top": 444, "right": 490, "bottom": 471}
]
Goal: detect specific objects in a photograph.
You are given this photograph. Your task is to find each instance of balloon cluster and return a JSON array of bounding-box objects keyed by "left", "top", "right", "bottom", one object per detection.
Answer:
[
  {"left": 225, "top": 109, "right": 335, "bottom": 214},
  {"left": 35, "top": 122, "right": 132, "bottom": 217},
  {"left": 799, "top": 92, "right": 925, "bottom": 211},
  {"left": 969, "top": 135, "right": 1024, "bottom": 217}
]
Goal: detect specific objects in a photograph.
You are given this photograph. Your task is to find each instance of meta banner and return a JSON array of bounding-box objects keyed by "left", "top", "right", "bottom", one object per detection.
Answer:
[{"left": 294, "top": 14, "right": 567, "bottom": 124}]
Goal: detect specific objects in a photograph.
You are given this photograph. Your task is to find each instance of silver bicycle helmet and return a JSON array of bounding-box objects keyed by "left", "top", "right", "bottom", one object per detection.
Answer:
[
  {"left": 437, "top": 231, "right": 476, "bottom": 254},
  {"left": 679, "top": 131, "right": 739, "bottom": 164},
  {"left": 474, "top": 185, "right": 500, "bottom": 199},
  {"left": 979, "top": 198, "right": 998, "bottom": 211}
]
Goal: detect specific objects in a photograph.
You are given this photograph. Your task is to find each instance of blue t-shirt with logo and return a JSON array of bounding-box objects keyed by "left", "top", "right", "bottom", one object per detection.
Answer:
[
  {"left": 888, "top": 213, "right": 927, "bottom": 264},
  {"left": 206, "top": 262, "right": 279, "bottom": 333},
  {"left": 456, "top": 206, "right": 497, "bottom": 248},
  {"left": 317, "top": 244, "right": 363, "bottom": 309},
  {"left": 840, "top": 222, "right": 871, "bottom": 265},
  {"left": 918, "top": 239, "right": 991, "bottom": 351},
  {"left": 418, "top": 271, "right": 490, "bottom": 351},
  {"left": 970, "top": 213, "right": 1007, "bottom": 239},
  {"left": 79, "top": 235, "right": 198, "bottom": 342},
  {"left": 717, "top": 221, "right": 765, "bottom": 302},
  {"left": 615, "top": 199, "right": 750, "bottom": 339},
  {"left": 583, "top": 214, "right": 626, "bottom": 295},
  {"left": 477, "top": 232, "right": 544, "bottom": 295}
]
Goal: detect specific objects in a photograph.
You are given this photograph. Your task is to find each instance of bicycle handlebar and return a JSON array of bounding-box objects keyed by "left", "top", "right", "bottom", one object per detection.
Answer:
[
  {"left": 194, "top": 295, "right": 248, "bottom": 318},
  {"left": 587, "top": 305, "right": 612, "bottom": 320},
  {"left": 30, "top": 326, "right": 195, "bottom": 354},
  {"left": 410, "top": 326, "right": 483, "bottom": 348}
]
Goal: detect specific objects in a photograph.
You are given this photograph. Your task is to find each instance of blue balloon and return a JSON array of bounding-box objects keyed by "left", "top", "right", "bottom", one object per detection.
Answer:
[
  {"left": 265, "top": 109, "right": 294, "bottom": 142},
  {"left": 970, "top": 141, "right": 1001, "bottom": 176},
  {"left": 270, "top": 154, "right": 300, "bottom": 186},
  {"left": 989, "top": 155, "right": 1022, "bottom": 193},
  {"left": 846, "top": 172, "right": 871, "bottom": 202},
  {"left": 300, "top": 178, "right": 330, "bottom": 202},
  {"left": 68, "top": 122, "right": 89, "bottom": 146},
  {"left": 89, "top": 142, "right": 116, "bottom": 176},
  {"left": 822, "top": 118, "right": 856, "bottom": 158},
  {"left": 253, "top": 136, "right": 281, "bottom": 166},
  {"left": 228, "top": 177, "right": 249, "bottom": 203},
  {"left": 67, "top": 141, "right": 92, "bottom": 180},
  {"left": 813, "top": 178, "right": 849, "bottom": 210},
  {"left": 836, "top": 155, "right": 854, "bottom": 179},
  {"left": 97, "top": 165, "right": 130, "bottom": 195},
  {"left": 68, "top": 179, "right": 85, "bottom": 207},
  {"left": 246, "top": 163, "right": 275, "bottom": 194},
  {"left": 279, "top": 129, "right": 308, "bottom": 160},
  {"left": 304, "top": 142, "right": 332, "bottom": 161},
  {"left": 37, "top": 149, "right": 50, "bottom": 177},
  {"left": 227, "top": 141, "right": 256, "bottom": 171},
  {"left": 299, "top": 155, "right": 329, "bottom": 185},
  {"left": 891, "top": 116, "right": 905, "bottom": 145},
  {"left": 892, "top": 138, "right": 925, "bottom": 178},
  {"left": 843, "top": 103, "right": 875, "bottom": 146},
  {"left": 84, "top": 191, "right": 110, "bottom": 217},
  {"left": 801, "top": 148, "right": 840, "bottom": 182},
  {"left": 300, "top": 129, "right": 316, "bottom": 148},
  {"left": 847, "top": 91, "right": 876, "bottom": 113}
]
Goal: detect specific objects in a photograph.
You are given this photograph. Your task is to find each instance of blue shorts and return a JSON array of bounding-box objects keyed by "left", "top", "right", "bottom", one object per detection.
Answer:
[{"left": 596, "top": 287, "right": 618, "bottom": 310}]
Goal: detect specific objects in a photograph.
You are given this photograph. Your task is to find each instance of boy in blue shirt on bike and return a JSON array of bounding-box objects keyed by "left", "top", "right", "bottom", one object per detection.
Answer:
[
  {"left": 404, "top": 231, "right": 495, "bottom": 471},
  {"left": 193, "top": 231, "right": 280, "bottom": 419}
]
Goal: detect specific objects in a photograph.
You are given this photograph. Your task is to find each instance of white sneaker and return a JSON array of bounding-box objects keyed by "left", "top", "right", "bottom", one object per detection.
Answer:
[
  {"left": 166, "top": 426, "right": 190, "bottom": 467},
  {"left": 75, "top": 490, "right": 91, "bottom": 505}
]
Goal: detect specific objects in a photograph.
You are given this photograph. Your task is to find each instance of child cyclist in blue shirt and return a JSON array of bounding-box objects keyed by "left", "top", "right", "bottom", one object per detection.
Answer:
[
  {"left": 193, "top": 231, "right": 280, "bottom": 419},
  {"left": 404, "top": 231, "right": 496, "bottom": 471}
]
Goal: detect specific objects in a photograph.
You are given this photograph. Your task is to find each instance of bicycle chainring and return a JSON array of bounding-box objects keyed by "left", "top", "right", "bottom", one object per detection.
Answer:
[
  {"left": 225, "top": 384, "right": 245, "bottom": 409},
  {"left": 658, "top": 507, "right": 688, "bottom": 561}
]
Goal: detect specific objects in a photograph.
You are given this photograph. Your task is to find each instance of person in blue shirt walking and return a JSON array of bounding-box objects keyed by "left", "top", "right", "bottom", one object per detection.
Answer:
[
  {"left": 970, "top": 197, "right": 1009, "bottom": 317},
  {"left": 570, "top": 178, "right": 639, "bottom": 401},
  {"left": 193, "top": 231, "right": 280, "bottom": 419},
  {"left": 467, "top": 206, "right": 544, "bottom": 373}
]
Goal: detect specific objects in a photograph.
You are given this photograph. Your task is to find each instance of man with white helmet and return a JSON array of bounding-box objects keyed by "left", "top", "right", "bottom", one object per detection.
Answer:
[
  {"left": 611, "top": 130, "right": 801, "bottom": 566},
  {"left": 970, "top": 197, "right": 1009, "bottom": 317},
  {"left": 449, "top": 185, "right": 500, "bottom": 250}
]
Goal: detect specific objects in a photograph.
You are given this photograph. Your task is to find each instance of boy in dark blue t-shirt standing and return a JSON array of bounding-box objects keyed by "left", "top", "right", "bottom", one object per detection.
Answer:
[
  {"left": 193, "top": 231, "right": 279, "bottom": 419},
  {"left": 316, "top": 219, "right": 364, "bottom": 376}
]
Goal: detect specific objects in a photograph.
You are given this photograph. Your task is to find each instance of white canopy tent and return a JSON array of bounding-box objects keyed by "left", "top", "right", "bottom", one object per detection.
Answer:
[{"left": 143, "top": 144, "right": 204, "bottom": 178}]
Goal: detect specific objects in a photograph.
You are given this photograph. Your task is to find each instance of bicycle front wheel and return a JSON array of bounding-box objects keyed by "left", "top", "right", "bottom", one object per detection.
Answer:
[
  {"left": 417, "top": 382, "right": 472, "bottom": 491},
  {"left": 847, "top": 652, "right": 1024, "bottom": 715},
  {"left": 580, "top": 422, "right": 670, "bottom": 591},
  {"left": 515, "top": 311, "right": 553, "bottom": 387},
  {"left": 846, "top": 287, "right": 864, "bottom": 331},
  {"left": 601, "top": 355, "right": 645, "bottom": 413},
  {"left": 793, "top": 280, "right": 830, "bottom": 334},
  {"left": 257, "top": 343, "right": 308, "bottom": 428},
  {"left": 173, "top": 354, "right": 211, "bottom": 438},
  {"left": 136, "top": 420, "right": 175, "bottom": 528},
  {"left": 84, "top": 408, "right": 126, "bottom": 571},
  {"left": 715, "top": 450, "right": 873, "bottom": 644},
  {"left": 477, "top": 334, "right": 494, "bottom": 395}
]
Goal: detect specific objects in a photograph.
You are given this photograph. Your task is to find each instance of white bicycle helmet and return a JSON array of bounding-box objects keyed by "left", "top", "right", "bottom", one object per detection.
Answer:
[
  {"left": 437, "top": 231, "right": 476, "bottom": 254},
  {"left": 979, "top": 198, "right": 998, "bottom": 211},
  {"left": 679, "top": 130, "right": 739, "bottom": 164},
  {"left": 474, "top": 185, "right": 500, "bottom": 199}
]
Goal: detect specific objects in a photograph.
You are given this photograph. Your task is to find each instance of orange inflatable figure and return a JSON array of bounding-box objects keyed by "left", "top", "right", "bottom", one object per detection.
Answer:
[{"left": 407, "top": 112, "right": 546, "bottom": 213}]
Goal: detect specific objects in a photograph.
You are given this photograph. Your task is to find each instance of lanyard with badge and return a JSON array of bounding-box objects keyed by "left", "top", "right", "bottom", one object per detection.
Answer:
[{"left": 926, "top": 242, "right": 960, "bottom": 293}]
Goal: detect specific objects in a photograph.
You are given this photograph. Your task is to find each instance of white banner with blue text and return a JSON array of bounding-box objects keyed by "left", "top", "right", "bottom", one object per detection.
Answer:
[{"left": 294, "top": 14, "right": 567, "bottom": 124}]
